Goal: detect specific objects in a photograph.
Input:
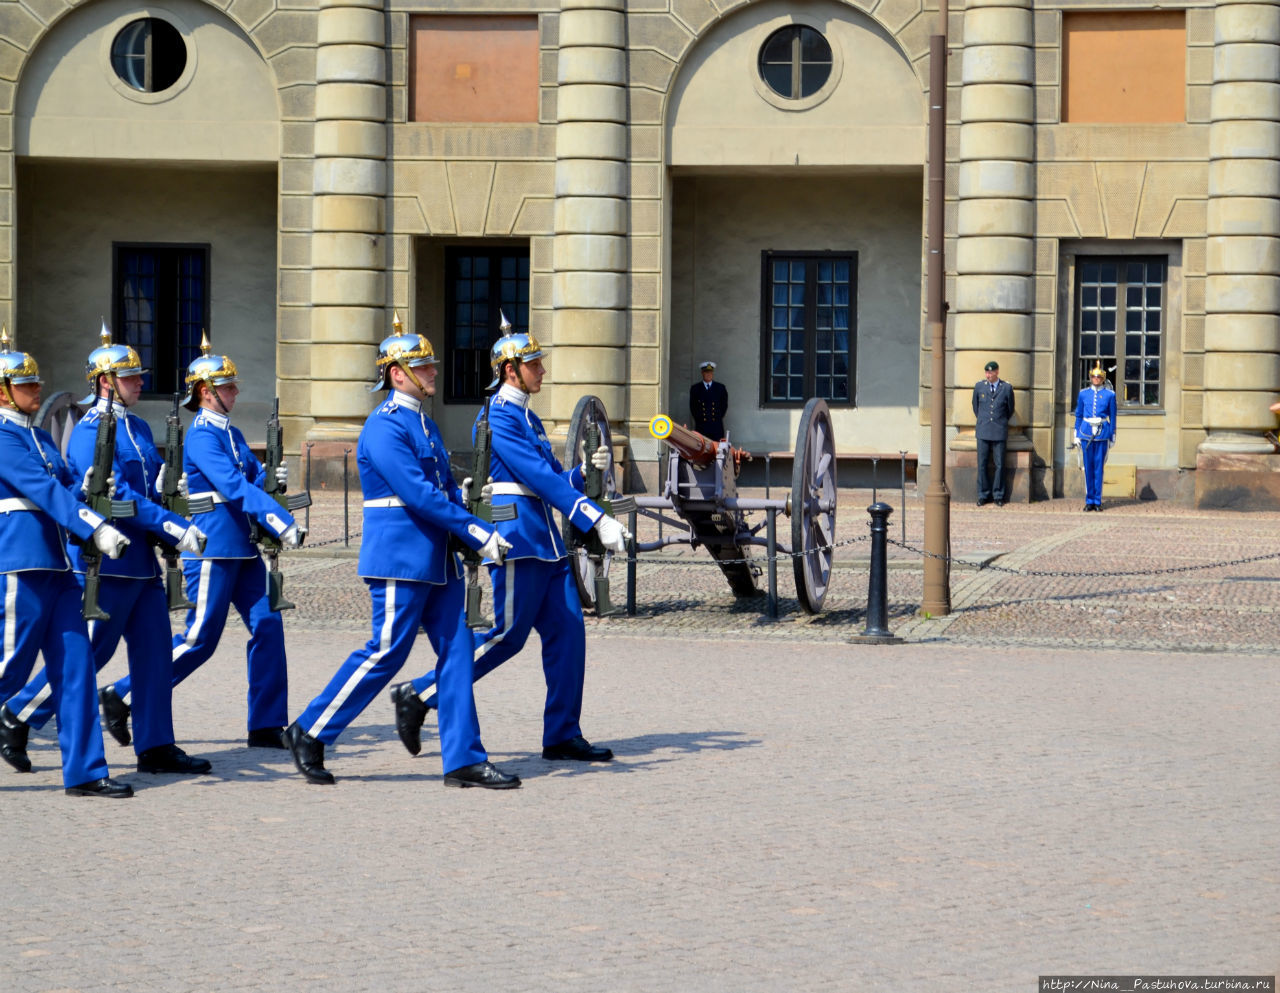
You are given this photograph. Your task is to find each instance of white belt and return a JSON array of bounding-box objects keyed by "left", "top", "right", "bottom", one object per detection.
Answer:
[
  {"left": 363, "top": 497, "right": 405, "bottom": 508},
  {"left": 0, "top": 498, "right": 38, "bottom": 513},
  {"left": 488, "top": 482, "right": 537, "bottom": 498},
  {"left": 188, "top": 491, "right": 227, "bottom": 505}
]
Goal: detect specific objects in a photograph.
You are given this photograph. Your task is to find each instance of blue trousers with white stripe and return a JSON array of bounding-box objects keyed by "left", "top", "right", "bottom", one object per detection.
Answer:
[
  {"left": 0, "top": 571, "right": 110, "bottom": 787},
  {"left": 5, "top": 574, "right": 175, "bottom": 755},
  {"left": 1082, "top": 438, "right": 1108, "bottom": 506},
  {"left": 109, "top": 556, "right": 288, "bottom": 734},
  {"left": 415, "top": 557, "right": 585, "bottom": 749},
  {"left": 294, "top": 574, "right": 487, "bottom": 775}
]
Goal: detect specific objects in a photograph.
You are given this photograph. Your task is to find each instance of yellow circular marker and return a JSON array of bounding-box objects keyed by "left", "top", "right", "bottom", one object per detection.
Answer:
[{"left": 649, "top": 414, "right": 673, "bottom": 440}]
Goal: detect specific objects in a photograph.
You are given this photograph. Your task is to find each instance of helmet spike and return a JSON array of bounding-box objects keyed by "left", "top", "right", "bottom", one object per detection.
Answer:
[
  {"left": 200, "top": 330, "right": 211, "bottom": 357},
  {"left": 100, "top": 318, "right": 112, "bottom": 347},
  {"left": 392, "top": 310, "right": 403, "bottom": 335},
  {"left": 0, "top": 325, "right": 9, "bottom": 350},
  {"left": 498, "top": 309, "right": 512, "bottom": 334}
]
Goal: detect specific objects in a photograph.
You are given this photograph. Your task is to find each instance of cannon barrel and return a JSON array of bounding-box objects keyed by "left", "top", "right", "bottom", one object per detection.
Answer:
[{"left": 648, "top": 415, "right": 720, "bottom": 469}]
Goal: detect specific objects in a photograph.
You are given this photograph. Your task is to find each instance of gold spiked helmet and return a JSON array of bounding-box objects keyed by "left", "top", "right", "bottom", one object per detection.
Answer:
[
  {"left": 372, "top": 311, "right": 437, "bottom": 393},
  {"left": 0, "top": 325, "right": 42, "bottom": 409},
  {"left": 83, "top": 319, "right": 147, "bottom": 402},
  {"left": 181, "top": 331, "right": 239, "bottom": 411},
  {"left": 487, "top": 310, "right": 544, "bottom": 391}
]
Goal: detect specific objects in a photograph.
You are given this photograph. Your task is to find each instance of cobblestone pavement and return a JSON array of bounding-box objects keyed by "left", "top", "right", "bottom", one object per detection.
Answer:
[
  {"left": 293, "top": 486, "right": 1280, "bottom": 655},
  {"left": 5, "top": 490, "right": 1277, "bottom": 993}
]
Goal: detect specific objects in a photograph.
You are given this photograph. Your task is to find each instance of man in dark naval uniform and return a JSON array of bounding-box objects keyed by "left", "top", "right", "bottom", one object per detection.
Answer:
[
  {"left": 689, "top": 361, "right": 728, "bottom": 440},
  {"left": 971, "top": 359, "right": 1015, "bottom": 506}
]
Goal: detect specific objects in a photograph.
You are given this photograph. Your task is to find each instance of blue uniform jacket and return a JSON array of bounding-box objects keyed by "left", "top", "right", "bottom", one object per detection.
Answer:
[
  {"left": 357, "top": 391, "right": 493, "bottom": 584},
  {"left": 0, "top": 410, "right": 104, "bottom": 573},
  {"left": 65, "top": 401, "right": 191, "bottom": 580},
  {"left": 482, "top": 384, "right": 603, "bottom": 562},
  {"left": 1074, "top": 386, "right": 1117, "bottom": 443},
  {"left": 182, "top": 409, "right": 294, "bottom": 559}
]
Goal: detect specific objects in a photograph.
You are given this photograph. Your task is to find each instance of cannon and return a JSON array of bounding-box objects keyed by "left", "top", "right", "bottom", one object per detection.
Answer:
[{"left": 561, "top": 395, "right": 838, "bottom": 617}]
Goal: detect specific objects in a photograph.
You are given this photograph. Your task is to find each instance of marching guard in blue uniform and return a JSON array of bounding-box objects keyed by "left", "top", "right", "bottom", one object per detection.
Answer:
[
  {"left": 0, "top": 330, "right": 133, "bottom": 797},
  {"left": 285, "top": 318, "right": 519, "bottom": 788},
  {"left": 99, "top": 336, "right": 300, "bottom": 749},
  {"left": 391, "top": 318, "right": 629, "bottom": 765},
  {"left": 1, "top": 326, "right": 210, "bottom": 775},
  {"left": 1074, "top": 363, "right": 1117, "bottom": 512}
]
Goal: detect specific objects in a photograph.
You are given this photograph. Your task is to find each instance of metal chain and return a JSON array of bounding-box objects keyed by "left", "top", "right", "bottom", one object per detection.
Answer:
[
  {"left": 618, "top": 533, "right": 869, "bottom": 568},
  {"left": 886, "top": 536, "right": 1280, "bottom": 577},
  {"left": 301, "top": 531, "right": 364, "bottom": 549}
]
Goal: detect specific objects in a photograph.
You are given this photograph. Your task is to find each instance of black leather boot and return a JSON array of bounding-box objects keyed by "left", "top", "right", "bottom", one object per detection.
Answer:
[{"left": 284, "top": 722, "right": 334, "bottom": 785}]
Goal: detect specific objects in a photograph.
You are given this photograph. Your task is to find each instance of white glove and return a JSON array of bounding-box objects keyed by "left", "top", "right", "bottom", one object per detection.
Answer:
[
  {"left": 176, "top": 525, "right": 206, "bottom": 555},
  {"left": 155, "top": 464, "right": 166, "bottom": 493},
  {"left": 275, "top": 464, "right": 288, "bottom": 487},
  {"left": 594, "top": 515, "right": 631, "bottom": 555},
  {"left": 590, "top": 444, "right": 611, "bottom": 473},
  {"left": 280, "top": 524, "right": 302, "bottom": 549},
  {"left": 460, "top": 476, "right": 473, "bottom": 506},
  {"left": 481, "top": 478, "right": 494, "bottom": 502},
  {"left": 1071, "top": 435, "right": 1080, "bottom": 448},
  {"left": 178, "top": 471, "right": 189, "bottom": 498},
  {"left": 79, "top": 467, "right": 117, "bottom": 499},
  {"left": 479, "top": 530, "right": 512, "bottom": 565},
  {"left": 92, "top": 524, "right": 130, "bottom": 560}
]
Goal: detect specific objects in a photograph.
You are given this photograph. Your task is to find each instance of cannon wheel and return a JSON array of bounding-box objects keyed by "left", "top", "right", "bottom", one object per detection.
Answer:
[
  {"left": 36, "top": 391, "right": 86, "bottom": 460},
  {"left": 791, "top": 397, "right": 837, "bottom": 614},
  {"left": 561, "top": 395, "right": 618, "bottom": 611}
]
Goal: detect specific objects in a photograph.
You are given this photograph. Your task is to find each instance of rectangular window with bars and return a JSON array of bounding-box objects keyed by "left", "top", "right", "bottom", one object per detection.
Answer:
[
  {"left": 1075, "top": 255, "right": 1165, "bottom": 407},
  {"left": 444, "top": 247, "right": 530, "bottom": 403},
  {"left": 760, "top": 251, "right": 856, "bottom": 406},
  {"left": 113, "top": 244, "right": 209, "bottom": 395}
]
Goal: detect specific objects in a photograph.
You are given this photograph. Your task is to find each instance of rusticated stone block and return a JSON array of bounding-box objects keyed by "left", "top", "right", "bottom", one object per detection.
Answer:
[
  {"left": 1205, "top": 311, "right": 1280, "bottom": 351},
  {"left": 554, "top": 308, "right": 627, "bottom": 346},
  {"left": 952, "top": 311, "right": 1033, "bottom": 350},
  {"left": 553, "top": 233, "right": 627, "bottom": 272},
  {"left": 954, "top": 235, "right": 1034, "bottom": 274},
  {"left": 552, "top": 270, "right": 627, "bottom": 309}
]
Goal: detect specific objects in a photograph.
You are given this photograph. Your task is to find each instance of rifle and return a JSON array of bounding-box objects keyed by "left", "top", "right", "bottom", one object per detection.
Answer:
[
  {"left": 80, "top": 388, "right": 137, "bottom": 622},
  {"left": 458, "top": 395, "right": 516, "bottom": 629},
  {"left": 158, "top": 394, "right": 212, "bottom": 610},
  {"left": 254, "top": 398, "right": 311, "bottom": 611},
  {"left": 569, "top": 416, "right": 635, "bottom": 617}
]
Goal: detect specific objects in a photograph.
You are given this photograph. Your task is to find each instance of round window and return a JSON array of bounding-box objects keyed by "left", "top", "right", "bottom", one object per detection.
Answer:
[
  {"left": 110, "top": 18, "right": 187, "bottom": 93},
  {"left": 758, "top": 25, "right": 832, "bottom": 100}
]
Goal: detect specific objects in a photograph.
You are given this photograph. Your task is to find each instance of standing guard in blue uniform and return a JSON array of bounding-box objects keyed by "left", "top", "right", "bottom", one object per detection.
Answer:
[
  {"left": 99, "top": 336, "right": 300, "bottom": 749},
  {"left": 285, "top": 318, "right": 518, "bottom": 788},
  {"left": 689, "top": 360, "right": 728, "bottom": 440},
  {"left": 1074, "top": 363, "right": 1117, "bottom": 512},
  {"left": 0, "top": 330, "right": 133, "bottom": 797},
  {"left": 390, "top": 318, "right": 629, "bottom": 765},
  {"left": 1, "top": 325, "right": 210, "bottom": 776}
]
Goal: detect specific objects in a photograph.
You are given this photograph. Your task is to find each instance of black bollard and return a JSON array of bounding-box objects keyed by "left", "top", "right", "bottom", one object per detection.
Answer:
[
  {"left": 342, "top": 448, "right": 352, "bottom": 547},
  {"left": 851, "top": 501, "right": 902, "bottom": 644}
]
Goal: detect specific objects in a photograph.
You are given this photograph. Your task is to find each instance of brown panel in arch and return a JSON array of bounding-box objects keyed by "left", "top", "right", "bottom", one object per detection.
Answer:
[
  {"left": 411, "top": 15, "right": 539, "bottom": 123},
  {"left": 1062, "top": 11, "right": 1186, "bottom": 124}
]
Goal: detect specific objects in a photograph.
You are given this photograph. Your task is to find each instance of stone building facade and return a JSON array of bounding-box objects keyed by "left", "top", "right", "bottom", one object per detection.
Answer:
[{"left": 1, "top": 0, "right": 1278, "bottom": 504}]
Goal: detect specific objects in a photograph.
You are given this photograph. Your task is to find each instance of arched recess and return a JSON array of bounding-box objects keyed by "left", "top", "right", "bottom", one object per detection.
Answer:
[
  {"left": 654, "top": 0, "right": 929, "bottom": 462},
  {"left": 8, "top": 0, "right": 309, "bottom": 435}
]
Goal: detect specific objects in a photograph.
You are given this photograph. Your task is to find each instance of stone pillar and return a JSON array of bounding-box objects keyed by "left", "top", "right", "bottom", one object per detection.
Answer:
[
  {"left": 548, "top": 0, "right": 628, "bottom": 427},
  {"left": 1202, "top": 0, "right": 1280, "bottom": 454},
  {"left": 949, "top": 0, "right": 1037, "bottom": 500},
  {"left": 304, "top": 0, "right": 387, "bottom": 468}
]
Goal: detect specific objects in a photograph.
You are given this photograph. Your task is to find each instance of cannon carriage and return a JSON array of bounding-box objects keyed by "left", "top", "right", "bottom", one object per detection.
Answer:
[{"left": 561, "top": 395, "right": 839, "bottom": 618}]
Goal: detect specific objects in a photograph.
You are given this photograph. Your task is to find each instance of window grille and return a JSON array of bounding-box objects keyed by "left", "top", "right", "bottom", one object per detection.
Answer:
[
  {"left": 761, "top": 251, "right": 856, "bottom": 406},
  {"left": 1076, "top": 256, "right": 1165, "bottom": 407},
  {"left": 445, "top": 248, "right": 531, "bottom": 403},
  {"left": 114, "top": 244, "right": 208, "bottom": 395}
]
